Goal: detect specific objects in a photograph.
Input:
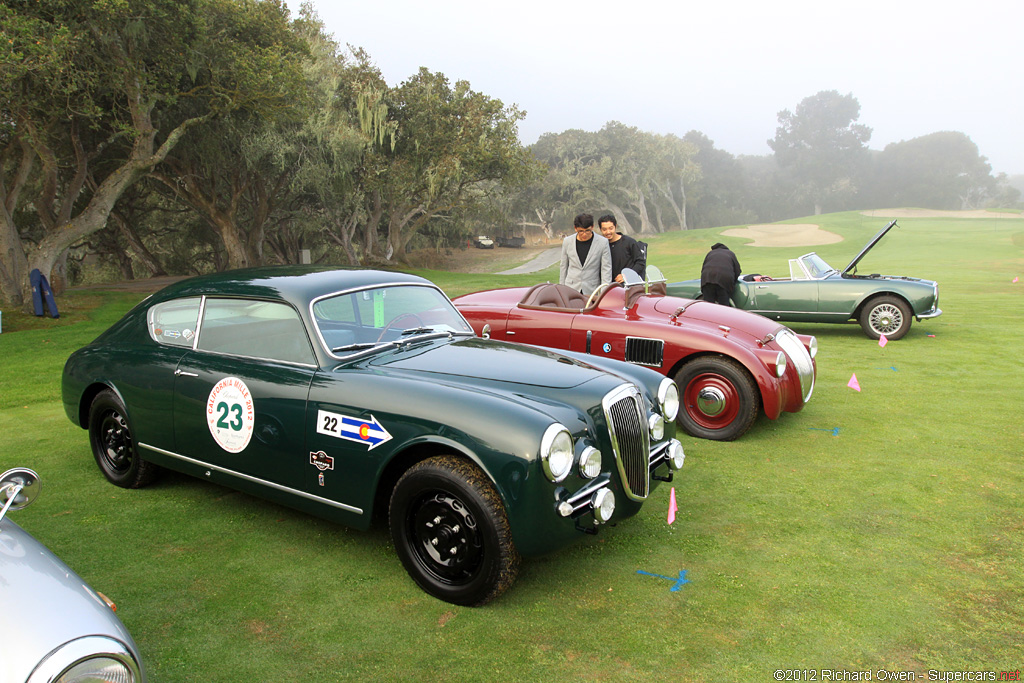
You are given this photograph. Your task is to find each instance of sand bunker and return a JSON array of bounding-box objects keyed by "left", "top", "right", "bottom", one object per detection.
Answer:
[
  {"left": 860, "top": 208, "right": 1023, "bottom": 219},
  {"left": 721, "top": 224, "right": 844, "bottom": 248}
]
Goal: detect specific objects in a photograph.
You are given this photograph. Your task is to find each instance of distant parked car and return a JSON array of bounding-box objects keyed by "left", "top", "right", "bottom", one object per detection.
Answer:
[
  {"left": 496, "top": 236, "right": 526, "bottom": 248},
  {"left": 62, "top": 267, "right": 684, "bottom": 606},
  {"left": 666, "top": 220, "right": 941, "bottom": 340},
  {"left": 473, "top": 236, "right": 495, "bottom": 249},
  {"left": 0, "top": 467, "right": 147, "bottom": 683},
  {"left": 453, "top": 266, "right": 817, "bottom": 442}
]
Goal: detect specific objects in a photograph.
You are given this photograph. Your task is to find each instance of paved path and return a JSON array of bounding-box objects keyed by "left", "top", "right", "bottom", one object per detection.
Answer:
[{"left": 496, "top": 247, "right": 560, "bottom": 275}]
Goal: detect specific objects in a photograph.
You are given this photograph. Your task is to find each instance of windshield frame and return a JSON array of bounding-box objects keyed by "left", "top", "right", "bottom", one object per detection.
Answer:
[
  {"left": 310, "top": 282, "right": 475, "bottom": 361},
  {"left": 797, "top": 253, "right": 837, "bottom": 280}
]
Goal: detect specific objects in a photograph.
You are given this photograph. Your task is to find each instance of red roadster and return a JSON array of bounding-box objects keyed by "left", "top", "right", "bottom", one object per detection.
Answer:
[{"left": 453, "top": 268, "right": 818, "bottom": 441}]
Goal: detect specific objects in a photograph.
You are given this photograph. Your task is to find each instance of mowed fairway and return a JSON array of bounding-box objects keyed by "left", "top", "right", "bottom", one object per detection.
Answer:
[{"left": 1, "top": 212, "right": 1021, "bottom": 681}]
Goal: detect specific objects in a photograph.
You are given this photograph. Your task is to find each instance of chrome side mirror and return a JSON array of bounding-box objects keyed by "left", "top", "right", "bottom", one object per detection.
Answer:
[
  {"left": 0, "top": 468, "right": 40, "bottom": 523},
  {"left": 481, "top": 323, "right": 491, "bottom": 340}
]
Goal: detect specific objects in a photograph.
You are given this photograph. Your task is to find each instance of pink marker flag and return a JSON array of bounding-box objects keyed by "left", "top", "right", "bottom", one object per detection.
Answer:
[
  {"left": 667, "top": 487, "right": 678, "bottom": 525},
  {"left": 848, "top": 373, "right": 861, "bottom": 392},
  {"left": 1014, "top": 277, "right": 1019, "bottom": 283},
  {"left": 878, "top": 334, "right": 888, "bottom": 348}
]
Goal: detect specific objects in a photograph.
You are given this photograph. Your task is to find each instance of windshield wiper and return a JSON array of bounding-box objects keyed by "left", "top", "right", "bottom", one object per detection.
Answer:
[
  {"left": 332, "top": 342, "right": 386, "bottom": 353},
  {"left": 399, "top": 327, "right": 437, "bottom": 336}
]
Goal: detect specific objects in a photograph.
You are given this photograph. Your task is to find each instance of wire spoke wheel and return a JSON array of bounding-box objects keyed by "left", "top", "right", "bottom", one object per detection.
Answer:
[{"left": 860, "top": 295, "right": 912, "bottom": 340}]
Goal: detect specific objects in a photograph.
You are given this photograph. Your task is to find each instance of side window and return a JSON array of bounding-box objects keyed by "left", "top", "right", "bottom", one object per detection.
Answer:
[
  {"left": 148, "top": 298, "right": 201, "bottom": 347},
  {"left": 198, "top": 299, "right": 315, "bottom": 365}
]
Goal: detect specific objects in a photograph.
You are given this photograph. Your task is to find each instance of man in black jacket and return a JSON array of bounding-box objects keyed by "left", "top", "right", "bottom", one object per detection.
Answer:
[
  {"left": 598, "top": 214, "right": 646, "bottom": 282},
  {"left": 700, "top": 243, "right": 742, "bottom": 306}
]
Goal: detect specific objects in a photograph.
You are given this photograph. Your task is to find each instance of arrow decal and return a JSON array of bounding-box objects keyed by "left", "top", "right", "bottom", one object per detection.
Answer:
[{"left": 316, "top": 409, "right": 393, "bottom": 450}]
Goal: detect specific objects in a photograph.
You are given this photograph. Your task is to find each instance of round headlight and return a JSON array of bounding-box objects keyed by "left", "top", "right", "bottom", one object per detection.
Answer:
[
  {"left": 592, "top": 488, "right": 615, "bottom": 524},
  {"left": 808, "top": 336, "right": 818, "bottom": 359},
  {"left": 56, "top": 657, "right": 135, "bottom": 683},
  {"left": 775, "top": 351, "right": 787, "bottom": 378},
  {"left": 667, "top": 439, "right": 685, "bottom": 471},
  {"left": 578, "top": 447, "right": 602, "bottom": 479},
  {"left": 648, "top": 413, "right": 665, "bottom": 441},
  {"left": 540, "top": 424, "right": 573, "bottom": 482},
  {"left": 658, "top": 378, "right": 680, "bottom": 421}
]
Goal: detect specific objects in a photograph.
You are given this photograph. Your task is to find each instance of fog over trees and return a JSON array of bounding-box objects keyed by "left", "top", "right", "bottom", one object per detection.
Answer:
[{"left": 2, "top": 0, "right": 1019, "bottom": 305}]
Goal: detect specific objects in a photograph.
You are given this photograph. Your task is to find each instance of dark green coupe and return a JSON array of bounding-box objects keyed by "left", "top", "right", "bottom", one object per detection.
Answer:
[
  {"left": 62, "top": 267, "right": 684, "bottom": 606},
  {"left": 667, "top": 221, "right": 942, "bottom": 340}
]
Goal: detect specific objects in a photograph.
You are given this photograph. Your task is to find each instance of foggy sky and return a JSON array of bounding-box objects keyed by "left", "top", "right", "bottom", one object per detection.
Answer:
[{"left": 289, "top": 0, "right": 1023, "bottom": 175}]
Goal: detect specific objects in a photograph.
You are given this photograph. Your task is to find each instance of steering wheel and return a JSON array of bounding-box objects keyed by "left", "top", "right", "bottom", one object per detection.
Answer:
[
  {"left": 584, "top": 283, "right": 611, "bottom": 309},
  {"left": 376, "top": 313, "right": 425, "bottom": 342}
]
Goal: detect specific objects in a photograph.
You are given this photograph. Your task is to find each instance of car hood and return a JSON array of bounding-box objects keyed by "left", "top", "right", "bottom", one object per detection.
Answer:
[
  {"left": 369, "top": 337, "right": 611, "bottom": 389},
  {"left": 0, "top": 520, "right": 140, "bottom": 682},
  {"left": 843, "top": 219, "right": 898, "bottom": 274},
  {"left": 652, "top": 297, "right": 782, "bottom": 338}
]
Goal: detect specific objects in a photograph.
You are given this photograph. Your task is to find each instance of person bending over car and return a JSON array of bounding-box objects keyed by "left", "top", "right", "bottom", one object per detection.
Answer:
[{"left": 700, "top": 243, "right": 741, "bottom": 306}]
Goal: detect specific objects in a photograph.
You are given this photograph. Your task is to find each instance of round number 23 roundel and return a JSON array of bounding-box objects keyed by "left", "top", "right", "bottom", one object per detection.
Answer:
[{"left": 207, "top": 377, "right": 255, "bottom": 453}]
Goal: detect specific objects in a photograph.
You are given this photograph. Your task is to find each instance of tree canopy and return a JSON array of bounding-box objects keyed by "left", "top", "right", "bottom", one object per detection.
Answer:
[{"left": 1, "top": 4, "right": 1016, "bottom": 305}]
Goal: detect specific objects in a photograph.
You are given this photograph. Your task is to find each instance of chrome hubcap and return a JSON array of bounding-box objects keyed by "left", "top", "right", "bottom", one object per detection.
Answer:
[{"left": 696, "top": 387, "right": 727, "bottom": 416}]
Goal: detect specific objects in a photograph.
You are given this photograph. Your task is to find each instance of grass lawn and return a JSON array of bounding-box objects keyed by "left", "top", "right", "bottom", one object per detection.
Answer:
[{"left": 1, "top": 211, "right": 1022, "bottom": 681}]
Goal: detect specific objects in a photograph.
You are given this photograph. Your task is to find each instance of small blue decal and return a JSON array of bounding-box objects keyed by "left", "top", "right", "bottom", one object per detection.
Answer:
[{"left": 602, "top": 342, "right": 611, "bottom": 353}]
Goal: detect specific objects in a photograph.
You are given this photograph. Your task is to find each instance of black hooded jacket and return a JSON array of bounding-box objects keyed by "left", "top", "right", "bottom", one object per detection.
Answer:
[{"left": 700, "top": 243, "right": 742, "bottom": 290}]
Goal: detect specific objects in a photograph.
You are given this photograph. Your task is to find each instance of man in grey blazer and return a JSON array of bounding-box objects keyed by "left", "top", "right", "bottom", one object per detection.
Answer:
[{"left": 560, "top": 213, "right": 612, "bottom": 295}]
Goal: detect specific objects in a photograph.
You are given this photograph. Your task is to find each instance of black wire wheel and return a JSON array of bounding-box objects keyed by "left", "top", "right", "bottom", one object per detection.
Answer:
[
  {"left": 88, "top": 390, "right": 159, "bottom": 488},
  {"left": 389, "top": 455, "right": 520, "bottom": 606},
  {"left": 859, "top": 295, "right": 912, "bottom": 340}
]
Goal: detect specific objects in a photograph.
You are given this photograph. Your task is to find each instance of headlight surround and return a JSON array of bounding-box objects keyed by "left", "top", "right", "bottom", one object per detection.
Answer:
[
  {"left": 28, "top": 636, "right": 141, "bottom": 683},
  {"left": 667, "top": 439, "right": 686, "bottom": 470},
  {"left": 658, "top": 378, "right": 680, "bottom": 421},
  {"left": 578, "top": 446, "right": 601, "bottom": 479},
  {"left": 540, "top": 423, "right": 573, "bottom": 483},
  {"left": 592, "top": 488, "right": 616, "bottom": 524},
  {"left": 648, "top": 413, "right": 665, "bottom": 441},
  {"left": 774, "top": 351, "right": 787, "bottom": 378}
]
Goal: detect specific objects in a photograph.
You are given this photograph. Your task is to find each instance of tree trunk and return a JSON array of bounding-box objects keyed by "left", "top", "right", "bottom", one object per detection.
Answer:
[
  {"left": 112, "top": 211, "right": 166, "bottom": 277},
  {"left": 15, "top": 112, "right": 213, "bottom": 305}
]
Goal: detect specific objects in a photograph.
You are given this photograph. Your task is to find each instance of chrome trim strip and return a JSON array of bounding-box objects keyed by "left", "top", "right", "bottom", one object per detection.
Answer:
[
  {"left": 138, "top": 442, "right": 364, "bottom": 514},
  {"left": 917, "top": 307, "right": 943, "bottom": 320},
  {"left": 748, "top": 309, "right": 853, "bottom": 317}
]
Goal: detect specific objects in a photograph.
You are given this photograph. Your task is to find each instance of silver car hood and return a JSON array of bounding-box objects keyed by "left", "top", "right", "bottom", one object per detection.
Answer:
[{"left": 0, "top": 519, "right": 140, "bottom": 682}]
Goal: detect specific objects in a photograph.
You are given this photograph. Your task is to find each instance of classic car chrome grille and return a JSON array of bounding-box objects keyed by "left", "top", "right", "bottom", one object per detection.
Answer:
[
  {"left": 625, "top": 336, "right": 664, "bottom": 367},
  {"left": 774, "top": 328, "right": 815, "bottom": 402},
  {"left": 602, "top": 384, "right": 650, "bottom": 500}
]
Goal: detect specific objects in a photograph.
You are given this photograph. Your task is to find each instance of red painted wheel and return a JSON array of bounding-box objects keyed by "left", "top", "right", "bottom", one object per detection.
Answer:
[{"left": 673, "top": 357, "right": 760, "bottom": 441}]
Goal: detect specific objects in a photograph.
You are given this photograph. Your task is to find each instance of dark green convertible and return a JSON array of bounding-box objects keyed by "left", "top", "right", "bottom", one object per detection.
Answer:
[
  {"left": 62, "top": 267, "right": 684, "bottom": 606},
  {"left": 667, "top": 220, "right": 941, "bottom": 340}
]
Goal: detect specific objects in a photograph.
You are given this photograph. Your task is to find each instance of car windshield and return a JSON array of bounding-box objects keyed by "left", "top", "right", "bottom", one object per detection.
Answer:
[
  {"left": 800, "top": 254, "right": 836, "bottom": 279},
  {"left": 311, "top": 284, "right": 474, "bottom": 356}
]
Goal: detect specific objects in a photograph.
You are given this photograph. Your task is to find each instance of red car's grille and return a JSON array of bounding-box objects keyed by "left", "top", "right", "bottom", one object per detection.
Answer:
[{"left": 603, "top": 385, "right": 650, "bottom": 500}]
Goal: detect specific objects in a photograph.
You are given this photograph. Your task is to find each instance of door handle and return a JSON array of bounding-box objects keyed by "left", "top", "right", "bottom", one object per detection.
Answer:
[
  {"left": 756, "top": 285, "right": 769, "bottom": 289},
  {"left": 175, "top": 369, "right": 198, "bottom": 377}
]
